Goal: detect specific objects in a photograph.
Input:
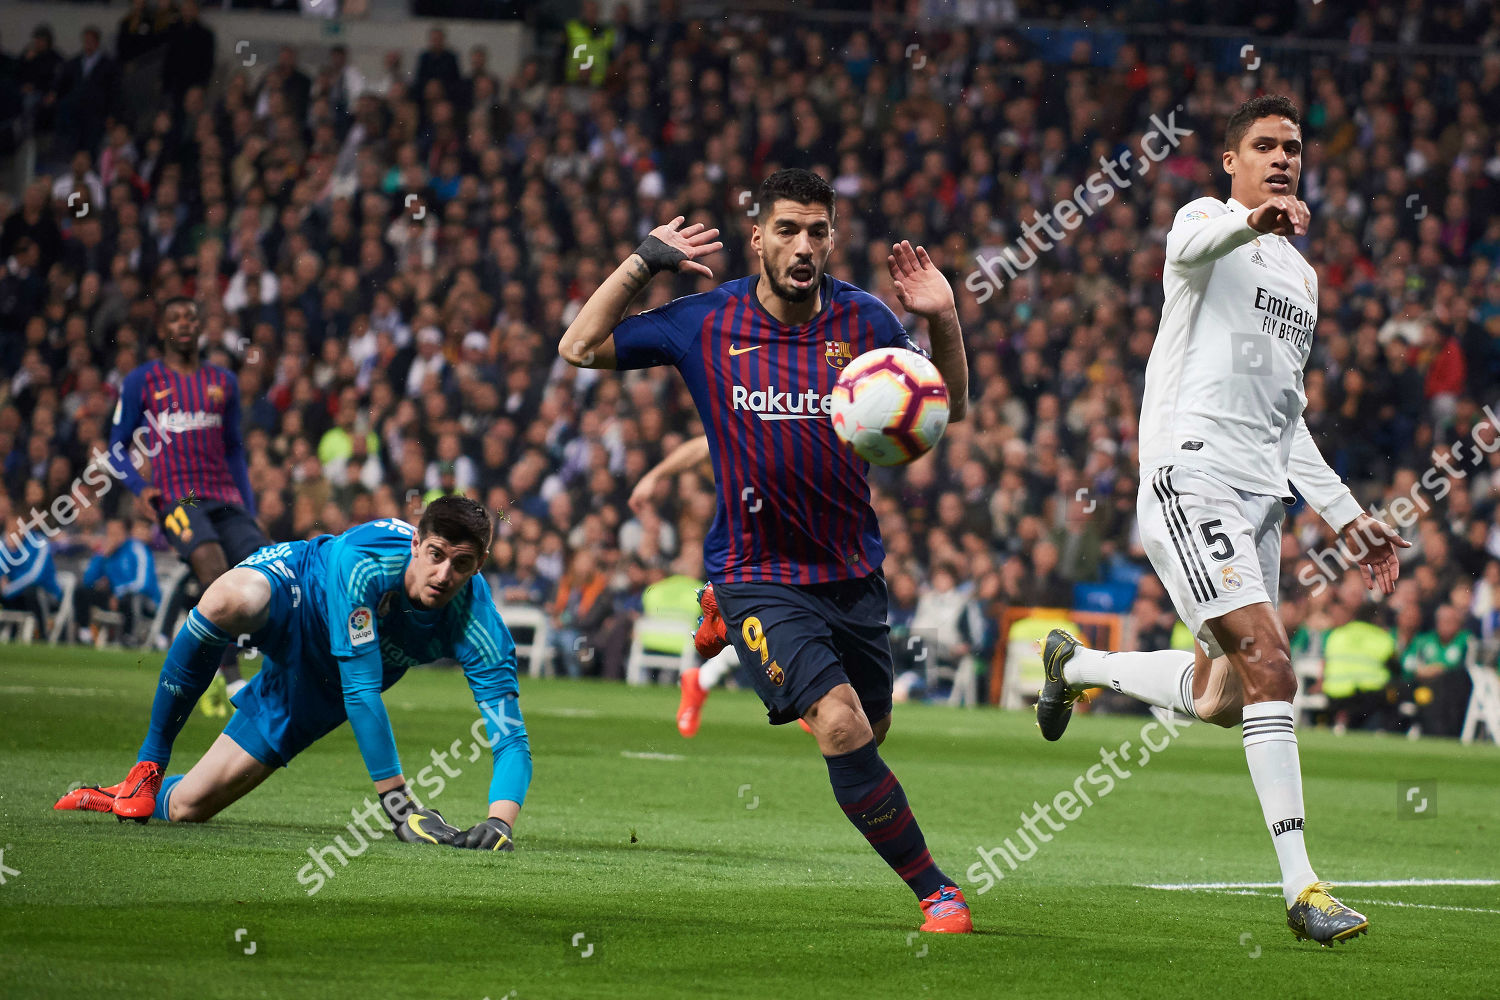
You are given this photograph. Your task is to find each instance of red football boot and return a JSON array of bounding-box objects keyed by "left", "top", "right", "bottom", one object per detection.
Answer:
[
  {"left": 693, "top": 584, "right": 729, "bottom": 658},
  {"left": 54, "top": 779, "right": 125, "bottom": 813},
  {"left": 919, "top": 885, "right": 974, "bottom": 933},
  {"left": 677, "top": 666, "right": 709, "bottom": 738},
  {"left": 111, "top": 761, "right": 164, "bottom": 822}
]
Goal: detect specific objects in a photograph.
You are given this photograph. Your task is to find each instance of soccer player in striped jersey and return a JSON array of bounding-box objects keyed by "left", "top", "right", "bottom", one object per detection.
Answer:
[
  {"left": 1034, "top": 96, "right": 1408, "bottom": 946},
  {"left": 110, "top": 297, "right": 269, "bottom": 715},
  {"left": 561, "top": 168, "right": 973, "bottom": 932},
  {"left": 56, "top": 499, "right": 531, "bottom": 852}
]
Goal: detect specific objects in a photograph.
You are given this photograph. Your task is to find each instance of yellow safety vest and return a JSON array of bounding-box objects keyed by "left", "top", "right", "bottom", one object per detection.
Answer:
[
  {"left": 564, "top": 21, "right": 613, "bottom": 86},
  {"left": 1320, "top": 621, "right": 1395, "bottom": 699}
]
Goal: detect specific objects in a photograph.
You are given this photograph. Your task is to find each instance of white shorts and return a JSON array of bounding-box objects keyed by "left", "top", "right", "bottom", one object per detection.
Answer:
[{"left": 1138, "top": 466, "right": 1283, "bottom": 658}]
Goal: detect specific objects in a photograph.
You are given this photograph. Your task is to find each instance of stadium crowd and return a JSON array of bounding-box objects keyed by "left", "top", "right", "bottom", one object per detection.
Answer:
[{"left": 2, "top": 2, "right": 1499, "bottom": 736}]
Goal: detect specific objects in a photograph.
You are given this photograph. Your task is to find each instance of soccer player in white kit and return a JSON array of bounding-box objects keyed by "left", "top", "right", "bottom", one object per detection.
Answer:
[{"left": 1035, "top": 96, "right": 1409, "bottom": 946}]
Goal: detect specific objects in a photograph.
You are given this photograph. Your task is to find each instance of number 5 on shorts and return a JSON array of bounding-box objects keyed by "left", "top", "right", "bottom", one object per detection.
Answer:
[{"left": 1199, "top": 519, "right": 1233, "bottom": 561}]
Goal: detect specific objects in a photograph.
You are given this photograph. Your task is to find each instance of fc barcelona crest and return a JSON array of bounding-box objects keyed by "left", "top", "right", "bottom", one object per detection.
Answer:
[
  {"left": 207, "top": 383, "right": 225, "bottom": 406},
  {"left": 825, "top": 340, "right": 853, "bottom": 370}
]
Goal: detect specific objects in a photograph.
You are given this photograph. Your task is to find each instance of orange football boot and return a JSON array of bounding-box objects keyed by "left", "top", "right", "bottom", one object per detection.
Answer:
[
  {"left": 111, "top": 761, "right": 164, "bottom": 822},
  {"left": 693, "top": 584, "right": 729, "bottom": 658},
  {"left": 54, "top": 780, "right": 124, "bottom": 813},
  {"left": 919, "top": 885, "right": 973, "bottom": 933},
  {"left": 677, "top": 666, "right": 709, "bottom": 738}
]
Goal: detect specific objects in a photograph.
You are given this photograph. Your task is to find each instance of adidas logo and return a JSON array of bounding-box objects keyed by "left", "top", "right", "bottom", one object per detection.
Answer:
[{"left": 1249, "top": 250, "right": 1267, "bottom": 268}]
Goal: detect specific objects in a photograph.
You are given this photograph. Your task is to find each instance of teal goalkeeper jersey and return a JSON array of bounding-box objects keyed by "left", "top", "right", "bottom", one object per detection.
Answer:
[{"left": 250, "top": 518, "right": 521, "bottom": 782}]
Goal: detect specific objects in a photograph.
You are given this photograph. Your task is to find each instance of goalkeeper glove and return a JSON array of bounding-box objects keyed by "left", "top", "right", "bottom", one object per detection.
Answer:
[
  {"left": 452, "top": 816, "right": 514, "bottom": 851},
  {"left": 379, "top": 784, "right": 459, "bottom": 845}
]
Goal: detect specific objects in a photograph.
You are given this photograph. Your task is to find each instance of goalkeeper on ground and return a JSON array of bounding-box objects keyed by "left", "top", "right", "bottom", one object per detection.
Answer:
[{"left": 55, "top": 496, "right": 530, "bottom": 851}]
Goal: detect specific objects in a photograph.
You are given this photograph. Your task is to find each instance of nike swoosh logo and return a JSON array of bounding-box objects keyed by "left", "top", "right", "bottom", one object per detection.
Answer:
[
  {"left": 407, "top": 814, "right": 439, "bottom": 844},
  {"left": 728, "top": 345, "right": 762, "bottom": 356},
  {"left": 154, "top": 389, "right": 174, "bottom": 400}
]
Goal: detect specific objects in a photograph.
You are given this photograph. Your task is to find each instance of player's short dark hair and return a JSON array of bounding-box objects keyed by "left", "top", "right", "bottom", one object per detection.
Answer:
[
  {"left": 418, "top": 495, "right": 493, "bottom": 556},
  {"left": 1224, "top": 95, "right": 1301, "bottom": 152},
  {"left": 756, "top": 168, "right": 835, "bottom": 225},
  {"left": 159, "top": 296, "right": 198, "bottom": 322}
]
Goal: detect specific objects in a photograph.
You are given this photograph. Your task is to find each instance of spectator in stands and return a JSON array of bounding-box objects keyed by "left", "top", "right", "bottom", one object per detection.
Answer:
[
  {"left": 1402, "top": 603, "right": 1476, "bottom": 737},
  {"left": 548, "top": 547, "right": 611, "bottom": 679},
  {"left": 1319, "top": 601, "right": 1398, "bottom": 733},
  {"left": 17, "top": 25, "right": 62, "bottom": 134},
  {"left": 414, "top": 26, "right": 460, "bottom": 104},
  {"left": 54, "top": 26, "right": 119, "bottom": 157},
  {"left": 0, "top": 495, "right": 61, "bottom": 634},
  {"left": 116, "top": 0, "right": 172, "bottom": 66},
  {"left": 76, "top": 517, "right": 159, "bottom": 645},
  {"left": 159, "top": 0, "right": 214, "bottom": 103}
]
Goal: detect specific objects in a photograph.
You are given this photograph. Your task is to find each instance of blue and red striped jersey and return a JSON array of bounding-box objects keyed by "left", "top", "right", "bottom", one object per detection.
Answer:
[
  {"left": 109, "top": 360, "right": 253, "bottom": 510},
  {"left": 613, "top": 273, "right": 920, "bottom": 585}
]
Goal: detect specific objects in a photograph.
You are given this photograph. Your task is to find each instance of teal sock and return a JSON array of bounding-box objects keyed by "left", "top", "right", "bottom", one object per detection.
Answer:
[
  {"left": 152, "top": 774, "right": 184, "bottom": 821},
  {"left": 138, "top": 609, "right": 232, "bottom": 766}
]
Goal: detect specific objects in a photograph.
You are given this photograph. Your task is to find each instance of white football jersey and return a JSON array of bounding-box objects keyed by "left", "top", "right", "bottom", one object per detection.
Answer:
[{"left": 1139, "top": 196, "right": 1362, "bottom": 531}]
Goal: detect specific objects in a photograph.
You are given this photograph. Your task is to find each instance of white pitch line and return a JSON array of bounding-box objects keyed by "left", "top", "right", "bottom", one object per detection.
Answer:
[
  {"left": 1345, "top": 898, "right": 1500, "bottom": 916},
  {"left": 1140, "top": 878, "right": 1500, "bottom": 890},
  {"left": 1134, "top": 881, "right": 1500, "bottom": 917},
  {"left": 1138, "top": 885, "right": 1500, "bottom": 917},
  {"left": 620, "top": 751, "right": 685, "bottom": 761},
  {"left": 0, "top": 685, "right": 116, "bottom": 697}
]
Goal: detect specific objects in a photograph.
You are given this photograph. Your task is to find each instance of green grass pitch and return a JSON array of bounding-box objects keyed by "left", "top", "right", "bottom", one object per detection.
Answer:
[{"left": 2, "top": 646, "right": 1498, "bottom": 998}]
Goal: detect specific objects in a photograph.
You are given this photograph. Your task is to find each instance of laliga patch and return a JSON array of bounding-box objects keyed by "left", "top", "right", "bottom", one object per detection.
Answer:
[
  {"left": 348, "top": 606, "right": 375, "bottom": 646},
  {"left": 1221, "top": 566, "right": 1243, "bottom": 592},
  {"left": 1184, "top": 209, "right": 1209, "bottom": 222}
]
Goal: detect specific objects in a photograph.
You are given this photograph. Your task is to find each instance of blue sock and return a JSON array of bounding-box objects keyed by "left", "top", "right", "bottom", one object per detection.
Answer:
[
  {"left": 138, "top": 609, "right": 232, "bottom": 766},
  {"left": 152, "top": 774, "right": 184, "bottom": 821},
  {"left": 825, "top": 739, "right": 952, "bottom": 899}
]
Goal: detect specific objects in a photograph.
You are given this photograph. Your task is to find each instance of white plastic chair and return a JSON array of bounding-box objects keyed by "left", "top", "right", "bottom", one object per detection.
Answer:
[
  {"left": 498, "top": 603, "right": 553, "bottom": 678},
  {"left": 1292, "top": 655, "right": 1328, "bottom": 721},
  {"left": 46, "top": 571, "right": 77, "bottom": 645},
  {"left": 0, "top": 609, "right": 37, "bottom": 643},
  {"left": 625, "top": 615, "right": 697, "bottom": 686},
  {"left": 147, "top": 563, "right": 193, "bottom": 648},
  {"left": 1461, "top": 664, "right": 1500, "bottom": 746}
]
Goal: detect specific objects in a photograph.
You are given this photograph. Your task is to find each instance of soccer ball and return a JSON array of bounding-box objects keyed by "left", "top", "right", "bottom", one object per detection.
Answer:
[{"left": 830, "top": 347, "right": 949, "bottom": 466}]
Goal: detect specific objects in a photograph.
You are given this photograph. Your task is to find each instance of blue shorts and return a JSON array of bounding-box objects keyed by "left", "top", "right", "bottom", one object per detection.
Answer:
[
  {"left": 161, "top": 498, "right": 270, "bottom": 565},
  {"left": 224, "top": 543, "right": 346, "bottom": 768},
  {"left": 713, "top": 572, "right": 894, "bottom": 726}
]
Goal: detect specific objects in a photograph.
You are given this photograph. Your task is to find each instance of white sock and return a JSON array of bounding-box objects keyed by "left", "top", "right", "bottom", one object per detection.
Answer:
[
  {"left": 1242, "top": 700, "right": 1317, "bottom": 907},
  {"left": 1063, "top": 647, "right": 1197, "bottom": 718},
  {"left": 225, "top": 678, "right": 247, "bottom": 698},
  {"left": 697, "top": 647, "right": 736, "bottom": 691}
]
